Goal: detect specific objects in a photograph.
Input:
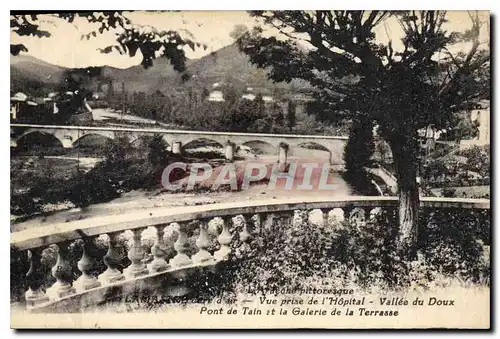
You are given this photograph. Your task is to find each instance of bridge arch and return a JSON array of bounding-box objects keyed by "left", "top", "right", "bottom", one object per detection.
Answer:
[
  {"left": 16, "top": 131, "right": 65, "bottom": 152},
  {"left": 183, "top": 138, "right": 225, "bottom": 152},
  {"left": 73, "top": 133, "right": 115, "bottom": 148},
  {"left": 239, "top": 140, "right": 278, "bottom": 156},
  {"left": 129, "top": 134, "right": 171, "bottom": 150},
  {"left": 180, "top": 138, "right": 227, "bottom": 159},
  {"left": 295, "top": 141, "right": 332, "bottom": 162}
]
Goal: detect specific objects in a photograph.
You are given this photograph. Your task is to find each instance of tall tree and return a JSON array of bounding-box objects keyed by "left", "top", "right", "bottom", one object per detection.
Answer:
[
  {"left": 11, "top": 11, "right": 204, "bottom": 70},
  {"left": 343, "top": 118, "right": 375, "bottom": 192},
  {"left": 236, "top": 11, "right": 490, "bottom": 250}
]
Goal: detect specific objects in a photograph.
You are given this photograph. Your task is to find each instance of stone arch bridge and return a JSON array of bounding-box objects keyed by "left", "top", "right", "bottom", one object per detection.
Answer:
[{"left": 11, "top": 124, "right": 349, "bottom": 164}]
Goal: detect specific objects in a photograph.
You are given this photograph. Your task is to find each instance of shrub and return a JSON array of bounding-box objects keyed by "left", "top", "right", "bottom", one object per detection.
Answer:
[
  {"left": 201, "top": 207, "right": 490, "bottom": 301},
  {"left": 441, "top": 187, "right": 457, "bottom": 197},
  {"left": 65, "top": 168, "right": 121, "bottom": 208}
]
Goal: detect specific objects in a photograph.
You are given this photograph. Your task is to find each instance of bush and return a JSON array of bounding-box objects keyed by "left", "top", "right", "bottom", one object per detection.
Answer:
[
  {"left": 441, "top": 187, "right": 457, "bottom": 197},
  {"left": 11, "top": 133, "right": 184, "bottom": 217},
  {"left": 65, "top": 169, "right": 121, "bottom": 208},
  {"left": 202, "top": 208, "right": 490, "bottom": 301}
]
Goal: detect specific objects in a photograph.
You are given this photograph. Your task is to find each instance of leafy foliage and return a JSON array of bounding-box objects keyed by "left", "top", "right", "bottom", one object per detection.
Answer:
[
  {"left": 445, "top": 113, "right": 480, "bottom": 142},
  {"left": 10, "top": 134, "right": 183, "bottom": 216},
  {"left": 206, "top": 207, "right": 490, "bottom": 301},
  {"left": 421, "top": 145, "right": 490, "bottom": 189},
  {"left": 460, "top": 145, "right": 490, "bottom": 178},
  {"left": 343, "top": 118, "right": 376, "bottom": 194},
  {"left": 235, "top": 10, "right": 490, "bottom": 248},
  {"left": 11, "top": 11, "right": 205, "bottom": 72},
  {"left": 344, "top": 119, "right": 375, "bottom": 174}
]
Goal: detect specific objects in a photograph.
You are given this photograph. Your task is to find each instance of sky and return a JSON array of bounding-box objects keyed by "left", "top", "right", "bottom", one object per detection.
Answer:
[{"left": 11, "top": 11, "right": 490, "bottom": 69}]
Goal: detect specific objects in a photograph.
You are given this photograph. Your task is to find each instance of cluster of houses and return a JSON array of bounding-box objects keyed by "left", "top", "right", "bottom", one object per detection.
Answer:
[
  {"left": 10, "top": 90, "right": 93, "bottom": 124},
  {"left": 10, "top": 92, "right": 59, "bottom": 123},
  {"left": 206, "top": 83, "right": 312, "bottom": 121},
  {"left": 207, "top": 83, "right": 276, "bottom": 103}
]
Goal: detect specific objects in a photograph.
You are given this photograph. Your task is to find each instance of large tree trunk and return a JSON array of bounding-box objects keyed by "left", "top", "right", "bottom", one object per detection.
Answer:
[{"left": 389, "top": 135, "right": 420, "bottom": 252}]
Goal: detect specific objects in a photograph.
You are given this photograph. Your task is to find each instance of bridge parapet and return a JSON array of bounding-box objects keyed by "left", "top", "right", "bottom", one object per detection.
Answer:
[
  {"left": 10, "top": 124, "right": 349, "bottom": 164},
  {"left": 11, "top": 196, "right": 490, "bottom": 313}
]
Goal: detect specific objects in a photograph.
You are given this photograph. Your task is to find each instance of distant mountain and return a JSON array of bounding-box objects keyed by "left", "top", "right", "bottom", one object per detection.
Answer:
[
  {"left": 97, "top": 43, "right": 309, "bottom": 93},
  {"left": 10, "top": 43, "right": 312, "bottom": 97},
  {"left": 173, "top": 43, "right": 312, "bottom": 92},
  {"left": 183, "top": 43, "right": 272, "bottom": 90},
  {"left": 98, "top": 57, "right": 189, "bottom": 93},
  {"left": 10, "top": 54, "right": 66, "bottom": 95}
]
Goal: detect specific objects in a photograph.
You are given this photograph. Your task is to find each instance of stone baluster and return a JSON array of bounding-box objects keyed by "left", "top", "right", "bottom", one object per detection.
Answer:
[
  {"left": 240, "top": 214, "right": 252, "bottom": 244},
  {"left": 231, "top": 215, "right": 252, "bottom": 259},
  {"left": 124, "top": 228, "right": 149, "bottom": 279},
  {"left": 262, "top": 213, "right": 274, "bottom": 231},
  {"left": 98, "top": 232, "right": 125, "bottom": 285},
  {"left": 47, "top": 241, "right": 76, "bottom": 300},
  {"left": 169, "top": 223, "right": 193, "bottom": 268},
  {"left": 348, "top": 207, "right": 366, "bottom": 228},
  {"left": 148, "top": 225, "right": 169, "bottom": 273},
  {"left": 214, "top": 216, "right": 232, "bottom": 261},
  {"left": 192, "top": 220, "right": 214, "bottom": 264},
  {"left": 74, "top": 237, "right": 101, "bottom": 292},
  {"left": 321, "top": 209, "right": 331, "bottom": 227},
  {"left": 25, "top": 248, "right": 50, "bottom": 308}
]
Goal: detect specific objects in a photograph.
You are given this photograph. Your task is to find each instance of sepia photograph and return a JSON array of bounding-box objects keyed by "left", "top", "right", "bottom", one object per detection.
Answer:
[{"left": 9, "top": 9, "right": 491, "bottom": 329}]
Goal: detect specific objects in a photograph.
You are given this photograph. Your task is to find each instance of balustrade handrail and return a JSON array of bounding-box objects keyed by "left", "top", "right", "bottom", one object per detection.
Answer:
[
  {"left": 11, "top": 196, "right": 490, "bottom": 252},
  {"left": 10, "top": 123, "right": 350, "bottom": 140}
]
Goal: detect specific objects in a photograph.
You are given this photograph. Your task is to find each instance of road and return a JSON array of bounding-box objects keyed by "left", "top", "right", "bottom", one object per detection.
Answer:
[{"left": 91, "top": 108, "right": 176, "bottom": 128}]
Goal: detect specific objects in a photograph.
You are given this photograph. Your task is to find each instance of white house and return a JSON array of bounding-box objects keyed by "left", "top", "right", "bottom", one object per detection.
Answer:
[
  {"left": 208, "top": 90, "right": 225, "bottom": 102},
  {"left": 460, "top": 100, "right": 490, "bottom": 150}
]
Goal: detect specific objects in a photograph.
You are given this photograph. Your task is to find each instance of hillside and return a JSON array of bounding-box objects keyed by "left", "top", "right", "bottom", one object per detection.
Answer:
[
  {"left": 10, "top": 43, "right": 312, "bottom": 96},
  {"left": 98, "top": 43, "right": 311, "bottom": 93},
  {"left": 175, "top": 43, "right": 311, "bottom": 92},
  {"left": 98, "top": 57, "right": 189, "bottom": 93},
  {"left": 10, "top": 54, "right": 66, "bottom": 95}
]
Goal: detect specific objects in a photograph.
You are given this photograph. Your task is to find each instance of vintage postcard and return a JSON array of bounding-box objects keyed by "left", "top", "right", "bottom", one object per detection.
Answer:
[{"left": 10, "top": 10, "right": 490, "bottom": 329}]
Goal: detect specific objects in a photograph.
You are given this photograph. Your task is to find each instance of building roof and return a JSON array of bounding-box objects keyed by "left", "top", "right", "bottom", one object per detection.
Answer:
[
  {"left": 208, "top": 90, "right": 225, "bottom": 102},
  {"left": 242, "top": 93, "right": 256, "bottom": 101},
  {"left": 11, "top": 92, "right": 28, "bottom": 102}
]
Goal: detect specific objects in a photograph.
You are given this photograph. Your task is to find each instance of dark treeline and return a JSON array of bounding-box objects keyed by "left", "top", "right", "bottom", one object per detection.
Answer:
[{"left": 107, "top": 85, "right": 295, "bottom": 133}]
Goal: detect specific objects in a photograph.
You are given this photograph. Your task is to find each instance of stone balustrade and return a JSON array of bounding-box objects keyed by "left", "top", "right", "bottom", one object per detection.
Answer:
[{"left": 10, "top": 196, "right": 490, "bottom": 312}]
